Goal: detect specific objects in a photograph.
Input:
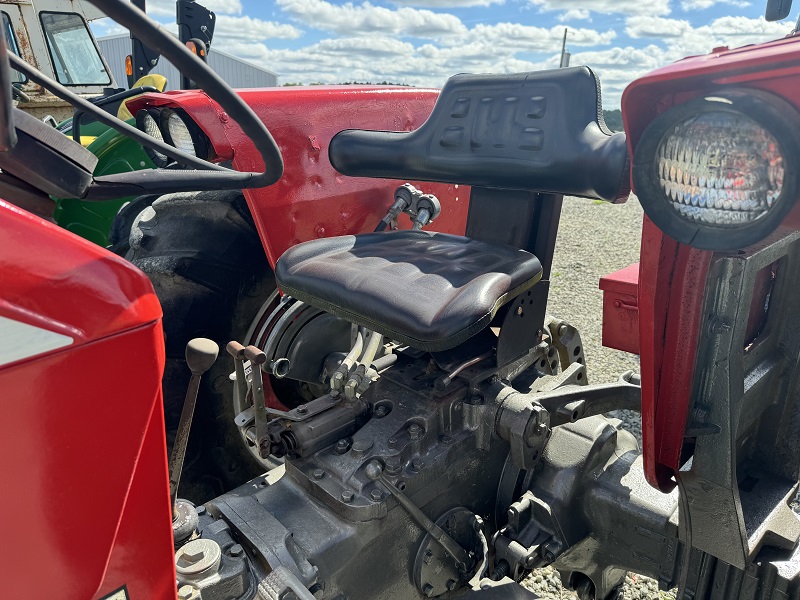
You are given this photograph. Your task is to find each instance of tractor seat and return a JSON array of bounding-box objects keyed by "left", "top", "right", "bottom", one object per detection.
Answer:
[{"left": 274, "top": 230, "right": 542, "bottom": 352}]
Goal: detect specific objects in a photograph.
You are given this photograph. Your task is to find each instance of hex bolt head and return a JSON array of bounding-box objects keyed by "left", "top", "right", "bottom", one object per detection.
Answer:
[
  {"left": 557, "top": 324, "right": 568, "bottom": 337},
  {"left": 183, "top": 546, "right": 205, "bottom": 564},
  {"left": 408, "top": 423, "right": 422, "bottom": 440},
  {"left": 297, "top": 405, "right": 308, "bottom": 414},
  {"left": 335, "top": 438, "right": 350, "bottom": 454},
  {"left": 313, "top": 469, "right": 325, "bottom": 480},
  {"left": 229, "top": 544, "right": 244, "bottom": 558},
  {"left": 374, "top": 405, "right": 388, "bottom": 418},
  {"left": 422, "top": 583, "right": 434, "bottom": 597},
  {"left": 178, "top": 585, "right": 195, "bottom": 600},
  {"left": 341, "top": 490, "right": 354, "bottom": 503},
  {"left": 410, "top": 458, "right": 423, "bottom": 472},
  {"left": 195, "top": 505, "right": 206, "bottom": 516},
  {"left": 370, "top": 488, "right": 383, "bottom": 502},
  {"left": 365, "top": 461, "right": 383, "bottom": 481}
]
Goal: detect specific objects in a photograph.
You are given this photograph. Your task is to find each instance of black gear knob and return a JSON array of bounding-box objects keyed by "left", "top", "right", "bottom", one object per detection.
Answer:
[{"left": 186, "top": 337, "right": 219, "bottom": 374}]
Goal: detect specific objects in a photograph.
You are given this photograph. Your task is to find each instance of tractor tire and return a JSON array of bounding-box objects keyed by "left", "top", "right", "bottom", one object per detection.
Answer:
[
  {"left": 108, "top": 194, "right": 159, "bottom": 256},
  {"left": 128, "top": 189, "right": 275, "bottom": 500}
]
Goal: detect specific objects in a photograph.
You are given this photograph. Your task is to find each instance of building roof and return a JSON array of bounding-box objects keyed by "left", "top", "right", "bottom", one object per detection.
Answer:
[{"left": 98, "top": 33, "right": 278, "bottom": 78}]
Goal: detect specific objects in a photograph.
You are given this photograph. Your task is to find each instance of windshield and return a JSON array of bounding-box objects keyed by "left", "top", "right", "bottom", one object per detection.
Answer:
[
  {"left": 2, "top": 12, "right": 24, "bottom": 84},
  {"left": 39, "top": 12, "right": 109, "bottom": 86}
]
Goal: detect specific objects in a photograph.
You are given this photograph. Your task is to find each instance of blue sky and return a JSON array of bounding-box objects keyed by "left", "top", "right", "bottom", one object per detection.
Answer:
[{"left": 95, "top": 0, "right": 794, "bottom": 107}]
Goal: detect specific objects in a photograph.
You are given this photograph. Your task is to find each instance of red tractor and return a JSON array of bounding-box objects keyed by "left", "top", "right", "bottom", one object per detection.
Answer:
[{"left": 1, "top": 1, "right": 799, "bottom": 599}]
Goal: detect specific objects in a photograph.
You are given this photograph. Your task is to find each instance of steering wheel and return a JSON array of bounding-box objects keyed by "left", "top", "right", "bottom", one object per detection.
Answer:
[{"left": 0, "top": 0, "right": 283, "bottom": 204}]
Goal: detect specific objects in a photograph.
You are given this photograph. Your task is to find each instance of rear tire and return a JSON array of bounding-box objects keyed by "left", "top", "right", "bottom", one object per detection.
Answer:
[{"left": 128, "top": 190, "right": 275, "bottom": 500}]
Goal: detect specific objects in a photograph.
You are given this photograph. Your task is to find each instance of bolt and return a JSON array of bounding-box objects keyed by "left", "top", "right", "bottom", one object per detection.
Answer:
[
  {"left": 408, "top": 423, "right": 422, "bottom": 439},
  {"left": 422, "top": 583, "right": 435, "bottom": 597},
  {"left": 297, "top": 405, "right": 308, "bottom": 414},
  {"left": 524, "top": 555, "right": 536, "bottom": 568},
  {"left": 313, "top": 469, "right": 325, "bottom": 480},
  {"left": 341, "top": 490, "right": 354, "bottom": 503},
  {"left": 516, "top": 306, "right": 523, "bottom": 316},
  {"left": 178, "top": 585, "right": 195, "bottom": 600},
  {"left": 370, "top": 488, "right": 384, "bottom": 502},
  {"left": 558, "top": 324, "right": 568, "bottom": 337},
  {"left": 410, "top": 458, "right": 423, "bottom": 472},
  {"left": 447, "top": 579, "right": 458, "bottom": 591},
  {"left": 335, "top": 438, "right": 350, "bottom": 454},
  {"left": 195, "top": 505, "right": 206, "bottom": 516},
  {"left": 536, "top": 423, "right": 547, "bottom": 435},
  {"left": 229, "top": 544, "right": 244, "bottom": 558},
  {"left": 374, "top": 405, "right": 388, "bottom": 418},
  {"left": 182, "top": 547, "right": 205, "bottom": 564},
  {"left": 385, "top": 455, "right": 402, "bottom": 475},
  {"left": 388, "top": 437, "right": 398, "bottom": 449}
]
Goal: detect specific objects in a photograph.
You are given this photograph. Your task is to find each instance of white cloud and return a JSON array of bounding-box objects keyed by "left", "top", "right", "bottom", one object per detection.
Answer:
[
  {"left": 276, "top": 0, "right": 468, "bottom": 38},
  {"left": 558, "top": 8, "right": 591, "bottom": 21},
  {"left": 531, "top": 0, "right": 671, "bottom": 16},
  {"left": 215, "top": 15, "right": 302, "bottom": 41},
  {"left": 681, "top": 0, "right": 749, "bottom": 9},
  {"left": 626, "top": 16, "right": 694, "bottom": 38},
  {"left": 464, "top": 22, "right": 615, "bottom": 51},
  {"left": 146, "top": 0, "right": 243, "bottom": 17},
  {"left": 390, "top": 0, "right": 505, "bottom": 7}
]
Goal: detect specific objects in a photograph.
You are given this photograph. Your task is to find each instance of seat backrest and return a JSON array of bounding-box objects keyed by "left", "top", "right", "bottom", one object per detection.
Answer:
[{"left": 329, "top": 67, "right": 630, "bottom": 203}]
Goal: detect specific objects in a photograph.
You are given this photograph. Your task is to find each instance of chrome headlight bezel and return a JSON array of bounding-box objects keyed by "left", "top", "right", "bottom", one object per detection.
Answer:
[{"left": 632, "top": 90, "right": 800, "bottom": 251}]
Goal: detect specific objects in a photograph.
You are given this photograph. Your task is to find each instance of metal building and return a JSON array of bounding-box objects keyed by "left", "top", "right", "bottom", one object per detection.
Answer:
[{"left": 97, "top": 34, "right": 277, "bottom": 90}]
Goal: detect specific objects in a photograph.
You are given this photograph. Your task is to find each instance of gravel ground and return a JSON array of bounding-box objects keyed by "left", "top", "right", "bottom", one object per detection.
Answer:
[{"left": 520, "top": 195, "right": 676, "bottom": 600}]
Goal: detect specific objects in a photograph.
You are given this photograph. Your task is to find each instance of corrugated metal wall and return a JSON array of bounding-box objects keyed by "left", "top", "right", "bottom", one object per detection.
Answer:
[{"left": 98, "top": 34, "right": 277, "bottom": 90}]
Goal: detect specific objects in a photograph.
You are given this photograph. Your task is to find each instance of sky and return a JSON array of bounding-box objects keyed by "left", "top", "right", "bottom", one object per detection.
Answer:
[{"left": 93, "top": 0, "right": 796, "bottom": 108}]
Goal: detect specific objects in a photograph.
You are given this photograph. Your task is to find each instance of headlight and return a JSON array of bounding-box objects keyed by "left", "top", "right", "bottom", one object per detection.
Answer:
[
  {"left": 632, "top": 91, "right": 800, "bottom": 251},
  {"left": 161, "top": 108, "right": 211, "bottom": 161},
  {"left": 135, "top": 109, "right": 170, "bottom": 168}
]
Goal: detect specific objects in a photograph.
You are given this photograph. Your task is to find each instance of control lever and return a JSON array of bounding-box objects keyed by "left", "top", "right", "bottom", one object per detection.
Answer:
[
  {"left": 243, "top": 344, "right": 272, "bottom": 451},
  {"left": 366, "top": 461, "right": 474, "bottom": 574},
  {"left": 168, "top": 338, "right": 218, "bottom": 544}
]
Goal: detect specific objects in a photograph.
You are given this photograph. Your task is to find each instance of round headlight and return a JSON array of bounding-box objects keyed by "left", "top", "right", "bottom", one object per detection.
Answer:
[
  {"left": 164, "top": 110, "right": 196, "bottom": 157},
  {"left": 633, "top": 91, "right": 800, "bottom": 251},
  {"left": 135, "top": 109, "right": 170, "bottom": 168}
]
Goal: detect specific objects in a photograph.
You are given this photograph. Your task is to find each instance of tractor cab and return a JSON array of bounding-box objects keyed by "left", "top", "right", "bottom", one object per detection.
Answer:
[{"left": 3, "top": 0, "right": 115, "bottom": 122}]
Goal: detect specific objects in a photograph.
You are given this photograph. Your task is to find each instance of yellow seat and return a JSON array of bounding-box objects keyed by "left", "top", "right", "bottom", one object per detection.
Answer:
[{"left": 116, "top": 74, "right": 168, "bottom": 120}]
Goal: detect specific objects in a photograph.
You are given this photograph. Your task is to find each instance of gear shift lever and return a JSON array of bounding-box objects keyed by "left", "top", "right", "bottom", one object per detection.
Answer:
[{"left": 169, "top": 337, "right": 219, "bottom": 544}]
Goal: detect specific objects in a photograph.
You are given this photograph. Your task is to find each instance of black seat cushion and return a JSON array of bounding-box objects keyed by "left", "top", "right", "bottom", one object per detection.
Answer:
[{"left": 275, "top": 230, "right": 543, "bottom": 352}]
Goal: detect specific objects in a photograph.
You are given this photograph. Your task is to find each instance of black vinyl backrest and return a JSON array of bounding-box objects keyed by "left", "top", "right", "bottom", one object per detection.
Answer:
[{"left": 329, "top": 67, "right": 630, "bottom": 202}]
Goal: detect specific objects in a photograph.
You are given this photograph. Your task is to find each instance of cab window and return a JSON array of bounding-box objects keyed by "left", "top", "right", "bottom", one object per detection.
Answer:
[
  {"left": 39, "top": 12, "right": 110, "bottom": 86},
  {"left": 2, "top": 12, "right": 25, "bottom": 84}
]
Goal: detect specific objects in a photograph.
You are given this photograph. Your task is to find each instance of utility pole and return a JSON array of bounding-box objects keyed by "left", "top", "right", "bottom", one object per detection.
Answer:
[{"left": 559, "top": 28, "right": 570, "bottom": 68}]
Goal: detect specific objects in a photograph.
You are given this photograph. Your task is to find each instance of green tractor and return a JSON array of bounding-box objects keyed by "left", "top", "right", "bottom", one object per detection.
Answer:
[{"left": 6, "top": 0, "right": 213, "bottom": 248}]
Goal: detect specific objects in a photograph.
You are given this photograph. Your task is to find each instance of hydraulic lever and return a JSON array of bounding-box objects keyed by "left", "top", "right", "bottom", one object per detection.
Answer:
[{"left": 168, "top": 337, "right": 218, "bottom": 544}]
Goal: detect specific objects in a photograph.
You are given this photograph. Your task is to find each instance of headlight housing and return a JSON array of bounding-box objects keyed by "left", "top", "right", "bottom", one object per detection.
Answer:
[
  {"left": 135, "top": 108, "right": 170, "bottom": 168},
  {"left": 632, "top": 91, "right": 800, "bottom": 251},
  {"left": 135, "top": 107, "right": 213, "bottom": 167},
  {"left": 161, "top": 108, "right": 211, "bottom": 161}
]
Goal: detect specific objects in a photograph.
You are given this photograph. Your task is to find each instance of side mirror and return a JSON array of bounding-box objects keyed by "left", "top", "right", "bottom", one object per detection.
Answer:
[{"left": 766, "top": 0, "right": 793, "bottom": 21}]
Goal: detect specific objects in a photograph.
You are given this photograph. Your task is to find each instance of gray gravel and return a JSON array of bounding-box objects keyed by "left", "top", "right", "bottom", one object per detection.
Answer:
[{"left": 522, "top": 196, "right": 674, "bottom": 599}]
